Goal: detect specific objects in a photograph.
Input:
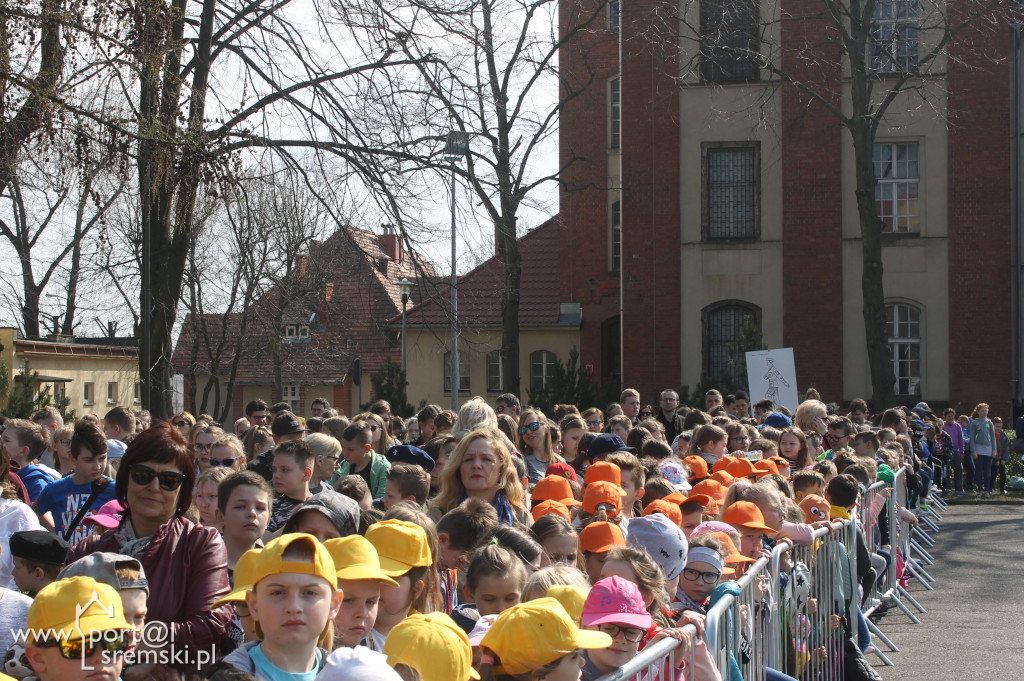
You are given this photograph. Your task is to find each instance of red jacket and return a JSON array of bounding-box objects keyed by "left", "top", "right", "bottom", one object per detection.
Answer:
[{"left": 67, "top": 514, "right": 232, "bottom": 663}]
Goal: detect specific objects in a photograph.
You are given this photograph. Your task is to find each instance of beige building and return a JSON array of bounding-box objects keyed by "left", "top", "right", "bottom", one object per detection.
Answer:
[{"left": 0, "top": 327, "right": 139, "bottom": 415}]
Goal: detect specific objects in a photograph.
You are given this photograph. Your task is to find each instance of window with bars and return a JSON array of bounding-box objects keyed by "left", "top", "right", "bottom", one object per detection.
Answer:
[
  {"left": 530, "top": 350, "right": 558, "bottom": 389},
  {"left": 609, "top": 77, "right": 621, "bottom": 150},
  {"left": 874, "top": 142, "right": 920, "bottom": 233},
  {"left": 703, "top": 303, "right": 759, "bottom": 386},
  {"left": 700, "top": 0, "right": 760, "bottom": 83},
  {"left": 887, "top": 303, "right": 921, "bottom": 395},
  {"left": 704, "top": 143, "right": 759, "bottom": 239},
  {"left": 486, "top": 351, "right": 503, "bottom": 393},
  {"left": 444, "top": 352, "right": 470, "bottom": 393},
  {"left": 610, "top": 200, "right": 621, "bottom": 272},
  {"left": 871, "top": 0, "right": 918, "bottom": 74}
]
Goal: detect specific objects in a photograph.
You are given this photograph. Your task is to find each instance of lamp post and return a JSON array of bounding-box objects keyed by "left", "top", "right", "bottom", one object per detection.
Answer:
[
  {"left": 398, "top": 278, "right": 413, "bottom": 376},
  {"left": 444, "top": 131, "right": 469, "bottom": 411}
]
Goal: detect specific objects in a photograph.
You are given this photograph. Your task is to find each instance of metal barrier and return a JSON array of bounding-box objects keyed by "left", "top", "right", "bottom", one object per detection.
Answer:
[
  {"left": 590, "top": 623, "right": 698, "bottom": 680},
  {"left": 705, "top": 554, "right": 773, "bottom": 681}
]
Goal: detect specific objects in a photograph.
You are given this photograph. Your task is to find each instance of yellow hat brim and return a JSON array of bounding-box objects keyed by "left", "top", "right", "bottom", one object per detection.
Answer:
[
  {"left": 212, "top": 584, "right": 252, "bottom": 609},
  {"left": 38, "top": 614, "right": 133, "bottom": 643},
  {"left": 337, "top": 566, "right": 399, "bottom": 587},
  {"left": 575, "top": 629, "right": 614, "bottom": 650}
]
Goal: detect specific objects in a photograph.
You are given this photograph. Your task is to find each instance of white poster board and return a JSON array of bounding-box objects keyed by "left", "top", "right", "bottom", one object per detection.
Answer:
[{"left": 745, "top": 348, "right": 799, "bottom": 412}]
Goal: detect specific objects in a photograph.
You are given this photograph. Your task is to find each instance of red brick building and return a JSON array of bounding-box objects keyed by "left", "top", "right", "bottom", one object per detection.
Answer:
[{"left": 559, "top": 0, "right": 1018, "bottom": 416}]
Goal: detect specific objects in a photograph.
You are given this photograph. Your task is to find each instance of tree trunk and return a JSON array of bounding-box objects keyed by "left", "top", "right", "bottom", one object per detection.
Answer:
[{"left": 852, "top": 120, "right": 895, "bottom": 409}]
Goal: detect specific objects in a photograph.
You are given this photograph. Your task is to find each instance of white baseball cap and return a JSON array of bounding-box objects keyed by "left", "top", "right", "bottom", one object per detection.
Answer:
[{"left": 319, "top": 646, "right": 402, "bottom": 681}]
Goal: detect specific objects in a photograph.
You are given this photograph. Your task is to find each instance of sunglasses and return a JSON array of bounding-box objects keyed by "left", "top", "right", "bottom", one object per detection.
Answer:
[
  {"left": 519, "top": 422, "right": 542, "bottom": 435},
  {"left": 640, "top": 411, "right": 653, "bottom": 417},
  {"left": 129, "top": 464, "right": 185, "bottom": 491},
  {"left": 37, "top": 631, "right": 130, "bottom": 659},
  {"left": 209, "top": 456, "right": 241, "bottom": 467},
  {"left": 173, "top": 421, "right": 188, "bottom": 427}
]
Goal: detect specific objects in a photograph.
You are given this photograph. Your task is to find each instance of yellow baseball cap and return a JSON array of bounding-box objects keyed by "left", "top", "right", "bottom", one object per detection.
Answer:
[
  {"left": 480, "top": 597, "right": 612, "bottom": 675},
  {"left": 324, "top": 536, "right": 399, "bottom": 587},
  {"left": 213, "top": 549, "right": 262, "bottom": 608},
  {"left": 251, "top": 533, "right": 337, "bottom": 589},
  {"left": 546, "top": 585, "right": 589, "bottom": 624},
  {"left": 28, "top": 577, "right": 133, "bottom": 643},
  {"left": 365, "top": 520, "right": 432, "bottom": 576},
  {"left": 383, "top": 612, "right": 481, "bottom": 681}
]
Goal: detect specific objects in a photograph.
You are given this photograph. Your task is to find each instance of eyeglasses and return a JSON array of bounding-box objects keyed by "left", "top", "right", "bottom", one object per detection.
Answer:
[
  {"left": 173, "top": 421, "right": 188, "bottom": 427},
  {"left": 597, "top": 623, "right": 646, "bottom": 643},
  {"left": 36, "top": 630, "right": 130, "bottom": 659},
  {"left": 209, "top": 456, "right": 241, "bottom": 467},
  {"left": 495, "top": 404, "right": 507, "bottom": 412},
  {"left": 826, "top": 434, "right": 847, "bottom": 442},
  {"left": 59, "top": 439, "right": 71, "bottom": 447},
  {"left": 729, "top": 435, "right": 750, "bottom": 442},
  {"left": 640, "top": 412, "right": 653, "bottom": 418},
  {"left": 519, "top": 422, "right": 542, "bottom": 435},
  {"left": 129, "top": 464, "right": 185, "bottom": 491},
  {"left": 682, "top": 567, "right": 722, "bottom": 584}
]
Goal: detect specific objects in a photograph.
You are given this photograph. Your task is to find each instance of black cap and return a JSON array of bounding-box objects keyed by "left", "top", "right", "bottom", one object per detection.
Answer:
[
  {"left": 585, "top": 434, "right": 636, "bottom": 459},
  {"left": 385, "top": 445, "right": 435, "bottom": 472},
  {"left": 271, "top": 411, "right": 309, "bottom": 437},
  {"left": 10, "top": 530, "right": 70, "bottom": 566}
]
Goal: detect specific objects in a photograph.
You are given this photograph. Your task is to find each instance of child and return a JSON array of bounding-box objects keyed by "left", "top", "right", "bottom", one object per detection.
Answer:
[
  {"left": 686, "top": 424, "right": 729, "bottom": 468},
  {"left": 579, "top": 521, "right": 625, "bottom": 584},
  {"left": 778, "top": 427, "right": 814, "bottom": 472},
  {"left": 624, "top": 513, "right": 688, "bottom": 622},
  {"left": 10, "top": 530, "right": 67, "bottom": 597},
  {"left": 336, "top": 475, "right": 374, "bottom": 511},
  {"left": 383, "top": 611, "right": 477, "bottom": 681},
  {"left": 720, "top": 501, "right": 775, "bottom": 559},
  {"left": 383, "top": 464, "right": 430, "bottom": 511},
  {"left": 812, "top": 459, "right": 837, "bottom": 485},
  {"left": 436, "top": 497, "right": 499, "bottom": 613},
  {"left": 606, "top": 451, "right": 646, "bottom": 517},
  {"left": 33, "top": 419, "right": 116, "bottom": 543},
  {"left": 209, "top": 434, "right": 247, "bottom": 471},
  {"left": 211, "top": 549, "right": 261, "bottom": 650},
  {"left": 578, "top": 576, "right": 657, "bottom": 679},
  {"left": 214, "top": 534, "right": 340, "bottom": 680},
  {"left": 335, "top": 422, "right": 391, "bottom": 498},
  {"left": 215, "top": 471, "right": 272, "bottom": 573},
  {"left": 318, "top": 646, "right": 401, "bottom": 681},
  {"left": 265, "top": 440, "right": 315, "bottom": 536},
  {"left": 304, "top": 433, "right": 342, "bottom": 493},
  {"left": 791, "top": 470, "right": 826, "bottom": 501},
  {"left": 676, "top": 533, "right": 727, "bottom": 615},
  {"left": 531, "top": 475, "right": 581, "bottom": 509},
  {"left": 102, "top": 407, "right": 135, "bottom": 465},
  {"left": 452, "top": 544, "right": 527, "bottom": 634},
  {"left": 280, "top": 490, "right": 360, "bottom": 543},
  {"left": 530, "top": 513, "right": 581, "bottom": 568},
  {"left": 58, "top": 552, "right": 150, "bottom": 637},
  {"left": 324, "top": 535, "right": 398, "bottom": 648},
  {"left": 679, "top": 499, "right": 705, "bottom": 537},
  {"left": 2, "top": 420, "right": 58, "bottom": 503},
  {"left": 478, "top": 597, "right": 612, "bottom": 681},
  {"left": 24, "top": 577, "right": 133, "bottom": 681},
  {"left": 195, "top": 466, "right": 233, "bottom": 529},
  {"left": 365, "top": 518, "right": 434, "bottom": 650},
  {"left": 0, "top": 549, "right": 32, "bottom": 659},
  {"left": 577, "top": 481, "right": 626, "bottom": 531}
]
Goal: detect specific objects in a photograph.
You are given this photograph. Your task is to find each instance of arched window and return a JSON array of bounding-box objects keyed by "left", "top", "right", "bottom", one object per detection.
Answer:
[
  {"left": 887, "top": 303, "right": 921, "bottom": 396},
  {"left": 530, "top": 350, "right": 558, "bottom": 389},
  {"left": 702, "top": 301, "right": 761, "bottom": 387}
]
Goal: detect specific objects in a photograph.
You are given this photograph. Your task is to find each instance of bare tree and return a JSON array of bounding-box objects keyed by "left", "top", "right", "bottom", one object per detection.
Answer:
[{"left": 674, "top": 0, "right": 1007, "bottom": 406}]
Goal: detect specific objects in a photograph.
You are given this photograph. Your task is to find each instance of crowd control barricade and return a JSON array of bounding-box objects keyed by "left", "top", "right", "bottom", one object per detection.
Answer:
[
  {"left": 590, "top": 623, "right": 699, "bottom": 681},
  {"left": 705, "top": 554, "right": 772, "bottom": 681}
]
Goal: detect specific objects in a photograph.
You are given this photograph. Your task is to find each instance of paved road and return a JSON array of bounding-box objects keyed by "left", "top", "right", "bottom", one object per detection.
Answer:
[{"left": 873, "top": 503, "right": 1024, "bottom": 681}]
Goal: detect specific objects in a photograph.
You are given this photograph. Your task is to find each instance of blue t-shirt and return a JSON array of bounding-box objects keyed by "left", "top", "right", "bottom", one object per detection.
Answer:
[
  {"left": 249, "top": 643, "right": 321, "bottom": 681},
  {"left": 18, "top": 465, "right": 58, "bottom": 504},
  {"left": 35, "top": 476, "right": 116, "bottom": 543}
]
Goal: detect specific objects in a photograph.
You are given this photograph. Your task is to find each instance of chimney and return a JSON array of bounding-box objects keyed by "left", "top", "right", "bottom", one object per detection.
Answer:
[
  {"left": 320, "top": 283, "right": 333, "bottom": 325},
  {"left": 107, "top": 321, "right": 115, "bottom": 339},
  {"left": 379, "top": 223, "right": 403, "bottom": 263}
]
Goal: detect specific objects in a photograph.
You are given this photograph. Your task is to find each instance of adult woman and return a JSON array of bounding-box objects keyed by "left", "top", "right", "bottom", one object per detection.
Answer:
[
  {"left": 66, "top": 421, "right": 231, "bottom": 667},
  {"left": 968, "top": 403, "right": 996, "bottom": 497},
  {"left": 582, "top": 407, "right": 605, "bottom": 434},
  {"left": 370, "top": 400, "right": 402, "bottom": 450},
  {"left": 452, "top": 396, "right": 499, "bottom": 440},
  {"left": 428, "top": 427, "right": 530, "bottom": 527},
  {"left": 354, "top": 412, "right": 388, "bottom": 455},
  {"left": 518, "top": 409, "right": 565, "bottom": 485},
  {"left": 793, "top": 400, "right": 828, "bottom": 457},
  {"left": 170, "top": 411, "right": 196, "bottom": 439}
]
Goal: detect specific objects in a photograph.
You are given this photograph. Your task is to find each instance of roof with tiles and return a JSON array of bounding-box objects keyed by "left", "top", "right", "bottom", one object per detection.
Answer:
[
  {"left": 171, "top": 225, "right": 436, "bottom": 384},
  {"left": 394, "top": 216, "right": 566, "bottom": 327}
]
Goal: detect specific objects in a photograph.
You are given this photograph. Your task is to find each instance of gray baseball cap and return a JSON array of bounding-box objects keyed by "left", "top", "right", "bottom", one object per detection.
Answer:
[{"left": 58, "top": 552, "right": 149, "bottom": 594}]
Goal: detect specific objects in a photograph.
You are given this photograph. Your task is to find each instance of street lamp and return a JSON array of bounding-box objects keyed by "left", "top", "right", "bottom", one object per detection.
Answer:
[
  {"left": 398, "top": 278, "right": 413, "bottom": 376},
  {"left": 444, "top": 130, "right": 469, "bottom": 411}
]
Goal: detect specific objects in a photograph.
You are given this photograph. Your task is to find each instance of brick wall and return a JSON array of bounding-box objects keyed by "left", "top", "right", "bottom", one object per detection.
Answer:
[{"left": 947, "top": 14, "right": 1014, "bottom": 417}]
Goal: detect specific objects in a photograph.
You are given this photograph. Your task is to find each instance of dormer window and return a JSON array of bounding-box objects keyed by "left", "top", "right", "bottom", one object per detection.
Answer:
[{"left": 283, "top": 324, "right": 310, "bottom": 341}]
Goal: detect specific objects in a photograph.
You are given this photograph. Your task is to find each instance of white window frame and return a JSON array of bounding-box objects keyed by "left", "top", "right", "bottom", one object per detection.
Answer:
[
  {"left": 874, "top": 142, "right": 920, "bottom": 234},
  {"left": 609, "top": 77, "right": 621, "bottom": 151},
  {"left": 486, "top": 351, "right": 503, "bottom": 393},
  {"left": 282, "top": 384, "right": 301, "bottom": 412},
  {"left": 871, "top": 0, "right": 919, "bottom": 74},
  {"left": 107, "top": 382, "right": 118, "bottom": 405},
  {"left": 887, "top": 302, "right": 922, "bottom": 395},
  {"left": 84, "top": 382, "right": 95, "bottom": 406},
  {"left": 444, "top": 352, "right": 471, "bottom": 393},
  {"left": 530, "top": 350, "right": 558, "bottom": 389}
]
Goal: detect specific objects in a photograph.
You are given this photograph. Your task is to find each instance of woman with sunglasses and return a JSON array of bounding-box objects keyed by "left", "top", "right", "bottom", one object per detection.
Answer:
[
  {"left": 67, "top": 421, "right": 232, "bottom": 669},
  {"left": 517, "top": 409, "right": 564, "bottom": 486}
]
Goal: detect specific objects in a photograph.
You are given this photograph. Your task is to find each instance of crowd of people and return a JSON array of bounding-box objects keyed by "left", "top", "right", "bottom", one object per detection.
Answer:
[{"left": 0, "top": 387, "right": 996, "bottom": 681}]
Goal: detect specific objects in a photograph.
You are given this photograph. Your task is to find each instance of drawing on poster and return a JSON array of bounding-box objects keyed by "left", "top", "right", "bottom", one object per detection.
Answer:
[{"left": 745, "top": 349, "right": 799, "bottom": 412}]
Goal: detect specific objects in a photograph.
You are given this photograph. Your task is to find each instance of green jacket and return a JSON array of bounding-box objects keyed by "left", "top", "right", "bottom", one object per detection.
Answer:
[{"left": 332, "top": 451, "right": 391, "bottom": 498}]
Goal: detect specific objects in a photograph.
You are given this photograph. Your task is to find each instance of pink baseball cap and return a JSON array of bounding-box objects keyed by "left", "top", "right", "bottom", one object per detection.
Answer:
[
  {"left": 581, "top": 576, "right": 653, "bottom": 630},
  {"left": 82, "top": 500, "right": 125, "bottom": 529}
]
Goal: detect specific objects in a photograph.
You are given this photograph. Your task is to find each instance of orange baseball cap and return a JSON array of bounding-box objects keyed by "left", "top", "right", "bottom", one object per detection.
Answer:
[
  {"left": 710, "top": 470, "right": 736, "bottom": 486},
  {"left": 683, "top": 456, "right": 709, "bottom": 479},
  {"left": 721, "top": 501, "right": 776, "bottom": 533},
  {"left": 584, "top": 461, "right": 622, "bottom": 487},
  {"left": 579, "top": 521, "right": 625, "bottom": 553},
  {"left": 533, "top": 475, "right": 581, "bottom": 506},
  {"left": 708, "top": 531, "right": 755, "bottom": 565},
  {"left": 690, "top": 479, "right": 727, "bottom": 503},
  {"left": 726, "top": 458, "right": 757, "bottom": 479},
  {"left": 769, "top": 456, "right": 792, "bottom": 471},
  {"left": 753, "top": 460, "right": 779, "bottom": 478},
  {"left": 582, "top": 481, "right": 625, "bottom": 516},
  {"left": 712, "top": 456, "right": 735, "bottom": 473},
  {"left": 663, "top": 492, "right": 688, "bottom": 506},
  {"left": 532, "top": 499, "right": 572, "bottom": 523},
  {"left": 684, "top": 493, "right": 720, "bottom": 516},
  {"left": 642, "top": 499, "right": 682, "bottom": 527}
]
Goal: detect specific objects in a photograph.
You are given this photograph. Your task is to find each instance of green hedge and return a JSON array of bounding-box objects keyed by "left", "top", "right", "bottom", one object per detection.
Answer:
[{"left": 1008, "top": 431, "right": 1024, "bottom": 479}]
